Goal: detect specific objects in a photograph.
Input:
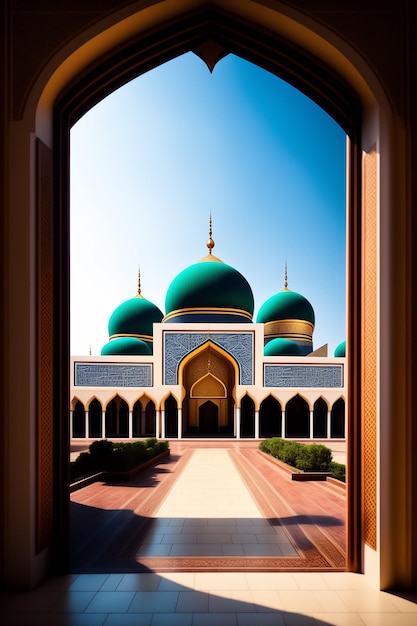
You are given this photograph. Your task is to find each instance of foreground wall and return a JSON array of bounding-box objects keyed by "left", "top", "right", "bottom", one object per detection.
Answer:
[{"left": 1, "top": 0, "right": 416, "bottom": 590}]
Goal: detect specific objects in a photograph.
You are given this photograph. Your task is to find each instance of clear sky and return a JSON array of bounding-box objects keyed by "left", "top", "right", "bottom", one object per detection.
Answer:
[{"left": 70, "top": 52, "right": 346, "bottom": 356}]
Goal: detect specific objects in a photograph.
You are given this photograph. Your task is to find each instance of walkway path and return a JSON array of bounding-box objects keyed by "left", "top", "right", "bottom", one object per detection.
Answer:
[{"left": 71, "top": 441, "right": 345, "bottom": 573}]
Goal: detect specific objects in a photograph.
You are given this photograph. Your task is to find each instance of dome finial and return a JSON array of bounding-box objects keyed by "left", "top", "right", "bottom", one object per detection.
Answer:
[
  {"left": 137, "top": 266, "right": 142, "bottom": 296},
  {"left": 89, "top": 344, "right": 92, "bottom": 356},
  {"left": 284, "top": 260, "right": 289, "bottom": 290},
  {"left": 206, "top": 212, "right": 215, "bottom": 254}
]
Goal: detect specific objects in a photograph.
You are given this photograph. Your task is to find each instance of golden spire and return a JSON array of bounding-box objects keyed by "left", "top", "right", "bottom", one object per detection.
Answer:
[
  {"left": 89, "top": 344, "right": 92, "bottom": 356},
  {"left": 199, "top": 214, "right": 223, "bottom": 263},
  {"left": 284, "top": 261, "right": 289, "bottom": 291},
  {"left": 137, "top": 266, "right": 141, "bottom": 295},
  {"left": 206, "top": 212, "right": 215, "bottom": 254},
  {"left": 136, "top": 266, "right": 144, "bottom": 298}
]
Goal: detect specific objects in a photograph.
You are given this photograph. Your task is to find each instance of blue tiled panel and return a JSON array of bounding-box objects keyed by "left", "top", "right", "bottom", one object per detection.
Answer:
[
  {"left": 75, "top": 363, "right": 153, "bottom": 387},
  {"left": 264, "top": 364, "right": 343, "bottom": 388},
  {"left": 164, "top": 332, "right": 253, "bottom": 385}
]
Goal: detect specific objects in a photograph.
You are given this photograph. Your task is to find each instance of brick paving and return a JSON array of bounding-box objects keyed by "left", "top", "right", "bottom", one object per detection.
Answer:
[{"left": 71, "top": 440, "right": 346, "bottom": 573}]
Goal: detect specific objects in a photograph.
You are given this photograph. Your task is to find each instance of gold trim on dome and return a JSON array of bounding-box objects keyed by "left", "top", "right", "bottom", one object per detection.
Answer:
[
  {"left": 198, "top": 253, "right": 224, "bottom": 262},
  {"left": 163, "top": 306, "right": 253, "bottom": 322},
  {"left": 109, "top": 333, "right": 153, "bottom": 342},
  {"left": 264, "top": 319, "right": 314, "bottom": 341}
]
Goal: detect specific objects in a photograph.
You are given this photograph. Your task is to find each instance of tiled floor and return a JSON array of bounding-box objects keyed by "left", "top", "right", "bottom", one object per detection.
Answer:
[
  {"left": 2, "top": 571, "right": 417, "bottom": 625},
  {"left": 2, "top": 442, "right": 416, "bottom": 624},
  {"left": 137, "top": 449, "right": 298, "bottom": 558}
]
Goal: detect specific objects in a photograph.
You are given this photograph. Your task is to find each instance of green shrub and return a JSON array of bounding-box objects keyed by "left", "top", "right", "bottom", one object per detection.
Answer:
[
  {"left": 329, "top": 461, "right": 346, "bottom": 482},
  {"left": 295, "top": 444, "right": 333, "bottom": 472},
  {"left": 89, "top": 439, "right": 115, "bottom": 470},
  {"left": 70, "top": 438, "right": 170, "bottom": 480},
  {"left": 259, "top": 438, "right": 333, "bottom": 472},
  {"left": 279, "top": 441, "right": 303, "bottom": 466},
  {"left": 70, "top": 451, "right": 94, "bottom": 480}
]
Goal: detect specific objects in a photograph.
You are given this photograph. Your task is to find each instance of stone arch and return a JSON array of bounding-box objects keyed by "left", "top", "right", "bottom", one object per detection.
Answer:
[
  {"left": 87, "top": 397, "right": 102, "bottom": 439},
  {"left": 163, "top": 393, "right": 179, "bottom": 439},
  {"left": 313, "top": 396, "right": 329, "bottom": 439},
  {"left": 4, "top": 0, "right": 414, "bottom": 590},
  {"left": 72, "top": 400, "right": 85, "bottom": 438},
  {"left": 260, "top": 395, "right": 282, "bottom": 438},
  {"left": 105, "top": 394, "right": 129, "bottom": 438},
  {"left": 286, "top": 394, "right": 310, "bottom": 438},
  {"left": 240, "top": 393, "right": 255, "bottom": 438},
  {"left": 331, "top": 397, "right": 346, "bottom": 439}
]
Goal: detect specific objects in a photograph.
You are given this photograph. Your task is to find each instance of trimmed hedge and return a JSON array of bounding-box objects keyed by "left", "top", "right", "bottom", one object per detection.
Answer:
[
  {"left": 70, "top": 438, "right": 169, "bottom": 481},
  {"left": 259, "top": 438, "right": 346, "bottom": 482}
]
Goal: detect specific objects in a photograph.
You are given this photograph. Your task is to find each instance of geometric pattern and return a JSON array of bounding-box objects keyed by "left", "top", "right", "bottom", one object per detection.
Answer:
[
  {"left": 163, "top": 332, "right": 254, "bottom": 385},
  {"left": 36, "top": 138, "right": 54, "bottom": 553},
  {"left": 74, "top": 362, "right": 153, "bottom": 387},
  {"left": 264, "top": 364, "right": 343, "bottom": 388},
  {"left": 362, "top": 148, "right": 378, "bottom": 550}
]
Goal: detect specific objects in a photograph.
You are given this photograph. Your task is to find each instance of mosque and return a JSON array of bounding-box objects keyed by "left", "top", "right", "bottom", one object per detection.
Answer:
[{"left": 70, "top": 220, "right": 346, "bottom": 441}]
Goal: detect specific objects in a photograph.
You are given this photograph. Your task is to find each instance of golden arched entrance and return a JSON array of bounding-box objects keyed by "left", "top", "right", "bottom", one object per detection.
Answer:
[{"left": 181, "top": 344, "right": 236, "bottom": 437}]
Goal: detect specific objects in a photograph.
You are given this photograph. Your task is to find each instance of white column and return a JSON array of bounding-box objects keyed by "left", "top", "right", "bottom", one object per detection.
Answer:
[
  {"left": 128, "top": 410, "right": 133, "bottom": 439},
  {"left": 327, "top": 410, "right": 331, "bottom": 439},
  {"left": 282, "top": 410, "right": 286, "bottom": 438},
  {"left": 101, "top": 410, "right": 106, "bottom": 439},
  {"left": 161, "top": 410, "right": 166, "bottom": 439},
  {"left": 236, "top": 407, "right": 241, "bottom": 439},
  {"left": 85, "top": 411, "right": 89, "bottom": 439},
  {"left": 254, "top": 410, "right": 260, "bottom": 439},
  {"left": 155, "top": 409, "right": 161, "bottom": 438},
  {"left": 177, "top": 408, "right": 182, "bottom": 439},
  {"left": 310, "top": 410, "right": 314, "bottom": 439},
  {"left": 69, "top": 411, "right": 73, "bottom": 439}
]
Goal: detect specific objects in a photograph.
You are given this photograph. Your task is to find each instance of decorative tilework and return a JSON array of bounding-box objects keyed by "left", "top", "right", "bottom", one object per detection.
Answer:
[
  {"left": 164, "top": 332, "right": 253, "bottom": 385},
  {"left": 264, "top": 364, "right": 343, "bottom": 388},
  {"left": 75, "top": 363, "right": 153, "bottom": 387}
]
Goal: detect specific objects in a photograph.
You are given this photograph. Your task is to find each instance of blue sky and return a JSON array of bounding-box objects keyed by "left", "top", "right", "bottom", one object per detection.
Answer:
[{"left": 70, "top": 52, "right": 346, "bottom": 356}]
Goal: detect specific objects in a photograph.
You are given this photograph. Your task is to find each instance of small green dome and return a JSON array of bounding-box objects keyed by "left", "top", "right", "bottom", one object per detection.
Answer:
[
  {"left": 101, "top": 337, "right": 152, "bottom": 356},
  {"left": 256, "top": 289, "right": 315, "bottom": 325},
  {"left": 164, "top": 255, "right": 254, "bottom": 323},
  {"left": 334, "top": 340, "right": 346, "bottom": 357},
  {"left": 264, "top": 338, "right": 302, "bottom": 356},
  {"left": 108, "top": 295, "right": 163, "bottom": 340}
]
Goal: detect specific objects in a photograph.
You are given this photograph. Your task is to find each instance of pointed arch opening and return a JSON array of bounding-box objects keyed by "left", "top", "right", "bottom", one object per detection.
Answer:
[
  {"left": 105, "top": 395, "right": 129, "bottom": 438},
  {"left": 313, "top": 397, "right": 329, "bottom": 439},
  {"left": 72, "top": 400, "right": 85, "bottom": 438},
  {"left": 260, "top": 395, "right": 282, "bottom": 438},
  {"left": 164, "top": 393, "right": 178, "bottom": 438},
  {"left": 286, "top": 394, "right": 310, "bottom": 438},
  {"left": 180, "top": 342, "right": 237, "bottom": 437},
  {"left": 240, "top": 393, "right": 255, "bottom": 438},
  {"left": 331, "top": 397, "right": 346, "bottom": 438}
]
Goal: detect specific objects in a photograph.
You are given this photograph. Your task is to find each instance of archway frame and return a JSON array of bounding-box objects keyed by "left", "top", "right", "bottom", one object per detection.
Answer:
[{"left": 3, "top": 0, "right": 414, "bottom": 591}]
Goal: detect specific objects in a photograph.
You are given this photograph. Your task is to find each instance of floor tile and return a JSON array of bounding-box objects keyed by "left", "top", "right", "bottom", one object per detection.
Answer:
[
  {"left": 85, "top": 591, "right": 135, "bottom": 613},
  {"left": 237, "top": 613, "right": 286, "bottom": 626},
  {"left": 150, "top": 613, "right": 192, "bottom": 626},
  {"left": 335, "top": 590, "right": 401, "bottom": 613},
  {"left": 157, "top": 573, "right": 196, "bottom": 591},
  {"left": 116, "top": 573, "right": 162, "bottom": 592},
  {"left": 192, "top": 613, "right": 238, "bottom": 626},
  {"left": 310, "top": 613, "right": 365, "bottom": 626},
  {"left": 277, "top": 590, "right": 326, "bottom": 613},
  {"left": 358, "top": 614, "right": 417, "bottom": 626},
  {"left": 104, "top": 614, "right": 152, "bottom": 626},
  {"left": 128, "top": 591, "right": 179, "bottom": 613},
  {"left": 194, "top": 572, "right": 249, "bottom": 591},
  {"left": 176, "top": 590, "right": 209, "bottom": 612},
  {"left": 69, "top": 574, "right": 109, "bottom": 591}
]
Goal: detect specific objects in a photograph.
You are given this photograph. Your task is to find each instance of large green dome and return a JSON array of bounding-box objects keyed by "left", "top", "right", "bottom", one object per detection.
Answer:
[
  {"left": 256, "top": 289, "right": 315, "bottom": 325},
  {"left": 108, "top": 294, "right": 163, "bottom": 341},
  {"left": 101, "top": 336, "right": 152, "bottom": 356},
  {"left": 164, "top": 254, "right": 254, "bottom": 323}
]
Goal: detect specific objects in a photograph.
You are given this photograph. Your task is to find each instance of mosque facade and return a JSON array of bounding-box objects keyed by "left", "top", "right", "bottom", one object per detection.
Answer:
[{"left": 70, "top": 222, "right": 346, "bottom": 441}]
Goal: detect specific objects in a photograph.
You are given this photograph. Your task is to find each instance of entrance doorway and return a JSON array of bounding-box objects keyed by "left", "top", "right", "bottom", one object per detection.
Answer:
[{"left": 199, "top": 400, "right": 219, "bottom": 434}]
